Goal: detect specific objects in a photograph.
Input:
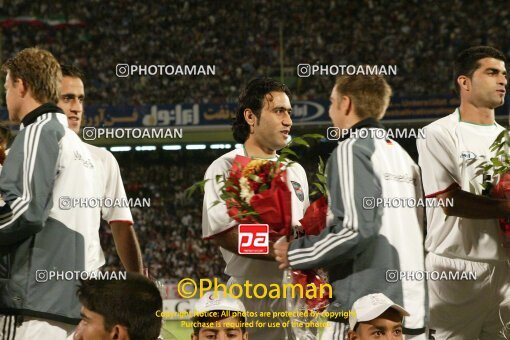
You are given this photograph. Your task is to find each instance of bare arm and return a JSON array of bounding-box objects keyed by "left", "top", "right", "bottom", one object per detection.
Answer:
[
  {"left": 212, "top": 228, "right": 277, "bottom": 261},
  {"left": 438, "top": 187, "right": 510, "bottom": 219},
  {"left": 110, "top": 221, "right": 144, "bottom": 273}
]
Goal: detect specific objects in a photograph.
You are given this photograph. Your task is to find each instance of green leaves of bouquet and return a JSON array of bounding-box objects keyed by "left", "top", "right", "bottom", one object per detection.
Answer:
[{"left": 476, "top": 129, "right": 510, "bottom": 191}]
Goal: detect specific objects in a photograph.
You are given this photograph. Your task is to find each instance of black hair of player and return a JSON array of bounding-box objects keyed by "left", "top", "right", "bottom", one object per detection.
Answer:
[
  {"left": 453, "top": 46, "right": 506, "bottom": 94},
  {"left": 232, "top": 77, "right": 291, "bottom": 143},
  {"left": 192, "top": 310, "right": 246, "bottom": 335},
  {"left": 60, "top": 64, "right": 84, "bottom": 81},
  {"left": 0, "top": 123, "right": 12, "bottom": 149},
  {"left": 77, "top": 272, "right": 162, "bottom": 340}
]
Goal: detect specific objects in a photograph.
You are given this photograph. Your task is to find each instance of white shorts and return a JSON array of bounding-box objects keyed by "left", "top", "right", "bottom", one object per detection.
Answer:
[
  {"left": 0, "top": 316, "right": 75, "bottom": 340},
  {"left": 426, "top": 252, "right": 510, "bottom": 340}
]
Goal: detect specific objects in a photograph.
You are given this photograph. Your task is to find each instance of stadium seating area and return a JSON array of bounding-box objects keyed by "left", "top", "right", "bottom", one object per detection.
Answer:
[{"left": 2, "top": 1, "right": 510, "bottom": 105}]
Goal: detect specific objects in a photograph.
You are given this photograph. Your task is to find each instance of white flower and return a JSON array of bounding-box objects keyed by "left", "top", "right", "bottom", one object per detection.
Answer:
[{"left": 239, "top": 177, "right": 255, "bottom": 204}]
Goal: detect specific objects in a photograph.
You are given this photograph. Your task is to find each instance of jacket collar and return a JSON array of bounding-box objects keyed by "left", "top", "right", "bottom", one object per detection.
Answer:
[
  {"left": 20, "top": 103, "right": 63, "bottom": 129},
  {"left": 339, "top": 117, "right": 384, "bottom": 141}
]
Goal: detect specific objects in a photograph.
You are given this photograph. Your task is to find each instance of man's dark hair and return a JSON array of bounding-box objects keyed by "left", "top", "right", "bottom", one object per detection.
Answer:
[
  {"left": 232, "top": 77, "right": 291, "bottom": 143},
  {"left": 60, "top": 64, "right": 84, "bottom": 80},
  {"left": 77, "top": 273, "right": 162, "bottom": 340},
  {"left": 453, "top": 46, "right": 506, "bottom": 94},
  {"left": 0, "top": 123, "right": 12, "bottom": 148},
  {"left": 192, "top": 310, "right": 246, "bottom": 335}
]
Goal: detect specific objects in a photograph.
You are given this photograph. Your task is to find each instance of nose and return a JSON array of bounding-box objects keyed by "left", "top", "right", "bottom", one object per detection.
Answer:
[
  {"left": 70, "top": 98, "right": 83, "bottom": 113},
  {"left": 216, "top": 333, "right": 228, "bottom": 340},
  {"left": 499, "top": 73, "right": 508, "bottom": 86},
  {"left": 283, "top": 111, "right": 292, "bottom": 127}
]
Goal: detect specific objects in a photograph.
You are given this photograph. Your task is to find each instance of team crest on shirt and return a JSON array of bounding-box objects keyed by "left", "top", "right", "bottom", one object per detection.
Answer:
[
  {"left": 291, "top": 181, "right": 304, "bottom": 202},
  {"left": 460, "top": 151, "right": 477, "bottom": 160}
]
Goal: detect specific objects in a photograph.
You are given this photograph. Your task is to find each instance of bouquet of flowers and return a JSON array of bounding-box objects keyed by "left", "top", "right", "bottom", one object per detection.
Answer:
[
  {"left": 477, "top": 129, "right": 510, "bottom": 248},
  {"left": 216, "top": 154, "right": 293, "bottom": 239}
]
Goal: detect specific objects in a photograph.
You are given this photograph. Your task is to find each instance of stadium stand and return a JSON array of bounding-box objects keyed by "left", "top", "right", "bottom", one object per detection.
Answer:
[{"left": 1, "top": 1, "right": 509, "bottom": 105}]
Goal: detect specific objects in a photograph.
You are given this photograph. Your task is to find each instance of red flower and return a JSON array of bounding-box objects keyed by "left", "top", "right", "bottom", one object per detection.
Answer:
[
  {"left": 299, "top": 196, "right": 328, "bottom": 236},
  {"left": 492, "top": 171, "right": 510, "bottom": 240},
  {"left": 291, "top": 270, "right": 330, "bottom": 312}
]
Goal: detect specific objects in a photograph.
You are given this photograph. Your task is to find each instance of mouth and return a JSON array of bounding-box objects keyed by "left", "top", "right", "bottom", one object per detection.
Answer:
[
  {"left": 68, "top": 117, "right": 79, "bottom": 122},
  {"left": 281, "top": 130, "right": 290, "bottom": 138},
  {"left": 497, "top": 89, "right": 506, "bottom": 95}
]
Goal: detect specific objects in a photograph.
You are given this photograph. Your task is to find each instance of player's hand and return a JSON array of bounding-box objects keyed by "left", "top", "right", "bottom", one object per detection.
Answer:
[{"left": 274, "top": 236, "right": 290, "bottom": 270}]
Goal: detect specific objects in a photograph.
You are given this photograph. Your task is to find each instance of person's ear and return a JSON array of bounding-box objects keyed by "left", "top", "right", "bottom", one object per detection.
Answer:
[
  {"left": 243, "top": 108, "right": 257, "bottom": 126},
  {"left": 457, "top": 75, "right": 470, "bottom": 92},
  {"left": 347, "top": 330, "right": 358, "bottom": 340},
  {"left": 11, "top": 78, "right": 28, "bottom": 98},
  {"left": 340, "top": 95, "right": 352, "bottom": 115},
  {"left": 109, "top": 324, "right": 130, "bottom": 340}
]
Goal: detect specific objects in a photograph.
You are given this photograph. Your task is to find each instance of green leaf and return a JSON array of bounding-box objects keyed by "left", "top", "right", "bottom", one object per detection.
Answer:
[
  {"left": 248, "top": 174, "right": 262, "bottom": 183},
  {"left": 289, "top": 137, "right": 310, "bottom": 148},
  {"left": 280, "top": 148, "right": 298, "bottom": 159},
  {"left": 210, "top": 200, "right": 221, "bottom": 208},
  {"left": 317, "top": 174, "right": 327, "bottom": 183},
  {"left": 474, "top": 169, "right": 485, "bottom": 177},
  {"left": 302, "top": 133, "right": 325, "bottom": 140},
  {"left": 184, "top": 179, "right": 209, "bottom": 198},
  {"left": 491, "top": 158, "right": 503, "bottom": 167}
]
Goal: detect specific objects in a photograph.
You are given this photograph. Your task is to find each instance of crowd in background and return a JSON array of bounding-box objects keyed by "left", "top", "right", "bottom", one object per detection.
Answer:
[{"left": 2, "top": 1, "right": 510, "bottom": 105}]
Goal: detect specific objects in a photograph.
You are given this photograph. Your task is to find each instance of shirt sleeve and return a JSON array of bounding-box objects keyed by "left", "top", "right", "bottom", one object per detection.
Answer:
[
  {"left": 288, "top": 140, "right": 383, "bottom": 270},
  {"left": 297, "top": 163, "right": 310, "bottom": 214},
  {"left": 416, "top": 125, "right": 460, "bottom": 197},
  {"left": 100, "top": 150, "right": 133, "bottom": 224},
  {"left": 0, "top": 119, "right": 62, "bottom": 245},
  {"left": 201, "top": 159, "right": 237, "bottom": 239}
]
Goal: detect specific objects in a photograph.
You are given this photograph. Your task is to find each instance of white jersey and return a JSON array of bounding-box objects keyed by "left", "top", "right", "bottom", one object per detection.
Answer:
[
  {"left": 202, "top": 148, "right": 309, "bottom": 283},
  {"left": 84, "top": 144, "right": 134, "bottom": 270},
  {"left": 417, "top": 109, "right": 507, "bottom": 261}
]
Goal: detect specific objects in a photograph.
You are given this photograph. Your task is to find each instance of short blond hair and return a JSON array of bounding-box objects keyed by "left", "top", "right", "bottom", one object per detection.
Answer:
[
  {"left": 2, "top": 47, "right": 62, "bottom": 104},
  {"left": 335, "top": 74, "right": 392, "bottom": 120}
]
